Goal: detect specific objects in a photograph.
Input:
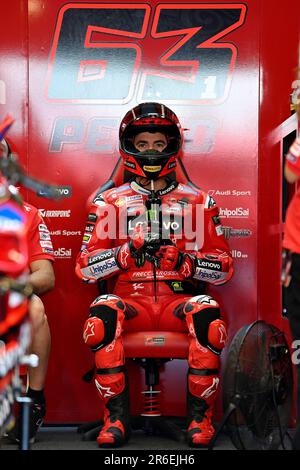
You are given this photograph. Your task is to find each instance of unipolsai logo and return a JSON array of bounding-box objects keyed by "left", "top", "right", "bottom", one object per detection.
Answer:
[{"left": 54, "top": 247, "right": 72, "bottom": 258}]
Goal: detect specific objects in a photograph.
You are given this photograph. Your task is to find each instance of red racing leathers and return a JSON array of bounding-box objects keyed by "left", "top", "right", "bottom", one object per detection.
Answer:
[{"left": 76, "top": 178, "right": 233, "bottom": 447}]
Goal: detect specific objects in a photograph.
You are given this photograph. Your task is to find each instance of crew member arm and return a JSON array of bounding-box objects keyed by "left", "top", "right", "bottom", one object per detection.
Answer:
[{"left": 285, "top": 137, "right": 300, "bottom": 183}]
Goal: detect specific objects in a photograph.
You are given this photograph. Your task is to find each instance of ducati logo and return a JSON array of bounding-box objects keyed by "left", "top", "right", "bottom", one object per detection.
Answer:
[{"left": 95, "top": 379, "right": 115, "bottom": 398}]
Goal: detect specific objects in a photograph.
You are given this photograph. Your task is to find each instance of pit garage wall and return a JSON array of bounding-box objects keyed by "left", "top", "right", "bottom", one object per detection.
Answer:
[{"left": 0, "top": 0, "right": 299, "bottom": 423}]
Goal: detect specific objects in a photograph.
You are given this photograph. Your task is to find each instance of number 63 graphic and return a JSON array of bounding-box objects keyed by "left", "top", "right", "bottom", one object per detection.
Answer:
[{"left": 46, "top": 3, "right": 247, "bottom": 104}]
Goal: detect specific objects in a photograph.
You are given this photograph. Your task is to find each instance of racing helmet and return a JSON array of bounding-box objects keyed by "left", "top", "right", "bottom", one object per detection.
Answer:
[
  {"left": 0, "top": 140, "right": 28, "bottom": 277},
  {"left": 119, "top": 102, "right": 183, "bottom": 180},
  {"left": 0, "top": 198, "right": 28, "bottom": 277}
]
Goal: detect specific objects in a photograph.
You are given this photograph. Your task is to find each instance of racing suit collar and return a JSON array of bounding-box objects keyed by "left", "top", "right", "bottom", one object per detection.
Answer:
[{"left": 130, "top": 179, "right": 178, "bottom": 196}]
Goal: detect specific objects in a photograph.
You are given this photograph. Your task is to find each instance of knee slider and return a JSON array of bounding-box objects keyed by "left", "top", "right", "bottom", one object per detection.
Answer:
[
  {"left": 83, "top": 294, "right": 125, "bottom": 352},
  {"left": 208, "top": 319, "right": 227, "bottom": 352},
  {"left": 83, "top": 316, "right": 105, "bottom": 350},
  {"left": 184, "top": 295, "right": 223, "bottom": 354}
]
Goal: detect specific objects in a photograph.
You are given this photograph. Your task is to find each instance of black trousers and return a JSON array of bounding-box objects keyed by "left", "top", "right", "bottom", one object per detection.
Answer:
[{"left": 286, "top": 253, "right": 300, "bottom": 448}]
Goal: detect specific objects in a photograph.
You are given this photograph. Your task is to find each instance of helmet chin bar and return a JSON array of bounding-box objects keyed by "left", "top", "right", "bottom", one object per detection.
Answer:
[{"left": 133, "top": 151, "right": 170, "bottom": 180}]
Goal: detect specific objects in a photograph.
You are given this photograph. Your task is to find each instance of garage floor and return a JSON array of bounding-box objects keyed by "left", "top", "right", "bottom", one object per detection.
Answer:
[{"left": 0, "top": 425, "right": 235, "bottom": 451}]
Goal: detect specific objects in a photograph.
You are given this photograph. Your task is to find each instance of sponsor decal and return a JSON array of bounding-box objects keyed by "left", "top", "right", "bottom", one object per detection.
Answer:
[
  {"left": 83, "top": 234, "right": 92, "bottom": 243},
  {"left": 43, "top": 248, "right": 54, "bottom": 254},
  {"left": 231, "top": 249, "right": 248, "bottom": 259},
  {"left": 50, "top": 229, "right": 81, "bottom": 236},
  {"left": 219, "top": 207, "right": 249, "bottom": 218},
  {"left": 171, "top": 281, "right": 184, "bottom": 292},
  {"left": 196, "top": 259, "right": 222, "bottom": 271},
  {"left": 40, "top": 240, "right": 54, "bottom": 248},
  {"left": 124, "top": 160, "right": 136, "bottom": 169},
  {"left": 85, "top": 223, "right": 95, "bottom": 233},
  {"left": 195, "top": 295, "right": 217, "bottom": 306},
  {"left": 83, "top": 321, "right": 95, "bottom": 343},
  {"left": 115, "top": 198, "right": 125, "bottom": 207},
  {"left": 89, "top": 258, "right": 117, "bottom": 276},
  {"left": 54, "top": 247, "right": 72, "bottom": 258},
  {"left": 130, "top": 181, "right": 150, "bottom": 195},
  {"left": 212, "top": 215, "right": 221, "bottom": 225},
  {"left": 157, "top": 182, "right": 178, "bottom": 196},
  {"left": 125, "top": 194, "right": 144, "bottom": 207},
  {"left": 143, "top": 165, "right": 162, "bottom": 172},
  {"left": 65, "top": 230, "right": 81, "bottom": 236},
  {"left": 132, "top": 270, "right": 178, "bottom": 278},
  {"left": 38, "top": 223, "right": 48, "bottom": 232},
  {"left": 144, "top": 336, "right": 165, "bottom": 346},
  {"left": 208, "top": 189, "right": 251, "bottom": 197},
  {"left": 88, "top": 250, "right": 114, "bottom": 266},
  {"left": 201, "top": 377, "right": 219, "bottom": 399},
  {"left": 119, "top": 244, "right": 130, "bottom": 268},
  {"left": 194, "top": 269, "right": 227, "bottom": 283},
  {"left": 195, "top": 269, "right": 223, "bottom": 281},
  {"left": 37, "top": 185, "right": 72, "bottom": 198},
  {"left": 95, "top": 380, "right": 115, "bottom": 399},
  {"left": 167, "top": 161, "right": 176, "bottom": 170},
  {"left": 222, "top": 226, "right": 252, "bottom": 239},
  {"left": 215, "top": 225, "right": 223, "bottom": 236},
  {"left": 39, "top": 232, "right": 51, "bottom": 241},
  {"left": 88, "top": 213, "right": 97, "bottom": 223},
  {"left": 39, "top": 209, "right": 71, "bottom": 218},
  {"left": 133, "top": 283, "right": 144, "bottom": 290}
]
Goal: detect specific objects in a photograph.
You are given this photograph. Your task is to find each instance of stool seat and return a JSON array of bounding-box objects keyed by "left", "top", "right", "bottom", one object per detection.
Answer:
[{"left": 123, "top": 331, "right": 189, "bottom": 358}]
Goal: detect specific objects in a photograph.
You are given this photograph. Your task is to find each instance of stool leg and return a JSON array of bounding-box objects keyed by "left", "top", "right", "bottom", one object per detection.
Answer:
[{"left": 16, "top": 396, "right": 32, "bottom": 450}]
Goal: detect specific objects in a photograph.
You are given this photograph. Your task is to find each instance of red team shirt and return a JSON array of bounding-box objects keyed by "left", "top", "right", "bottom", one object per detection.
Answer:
[
  {"left": 23, "top": 202, "right": 54, "bottom": 265},
  {"left": 283, "top": 137, "right": 300, "bottom": 254}
]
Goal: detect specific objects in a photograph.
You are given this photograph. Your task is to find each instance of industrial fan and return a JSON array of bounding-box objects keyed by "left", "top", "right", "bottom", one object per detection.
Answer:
[{"left": 222, "top": 320, "right": 293, "bottom": 450}]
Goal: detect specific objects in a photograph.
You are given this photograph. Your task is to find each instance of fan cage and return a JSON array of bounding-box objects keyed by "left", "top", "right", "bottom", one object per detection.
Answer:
[{"left": 222, "top": 320, "right": 293, "bottom": 450}]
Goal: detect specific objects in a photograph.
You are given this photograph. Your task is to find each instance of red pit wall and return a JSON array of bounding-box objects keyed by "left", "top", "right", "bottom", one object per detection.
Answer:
[{"left": 0, "top": 0, "right": 299, "bottom": 423}]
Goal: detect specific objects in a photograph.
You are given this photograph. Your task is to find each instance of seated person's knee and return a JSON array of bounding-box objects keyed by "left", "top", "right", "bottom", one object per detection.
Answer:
[{"left": 29, "top": 295, "right": 48, "bottom": 332}]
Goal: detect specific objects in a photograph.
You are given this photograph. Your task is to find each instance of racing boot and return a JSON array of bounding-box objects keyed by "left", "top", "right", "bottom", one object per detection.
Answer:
[
  {"left": 95, "top": 368, "right": 131, "bottom": 447},
  {"left": 186, "top": 371, "right": 219, "bottom": 447}
]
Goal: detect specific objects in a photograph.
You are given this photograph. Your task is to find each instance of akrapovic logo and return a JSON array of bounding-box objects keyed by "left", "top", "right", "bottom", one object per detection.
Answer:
[
  {"left": 39, "top": 209, "right": 71, "bottom": 218},
  {"left": 219, "top": 207, "right": 249, "bottom": 218}
]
